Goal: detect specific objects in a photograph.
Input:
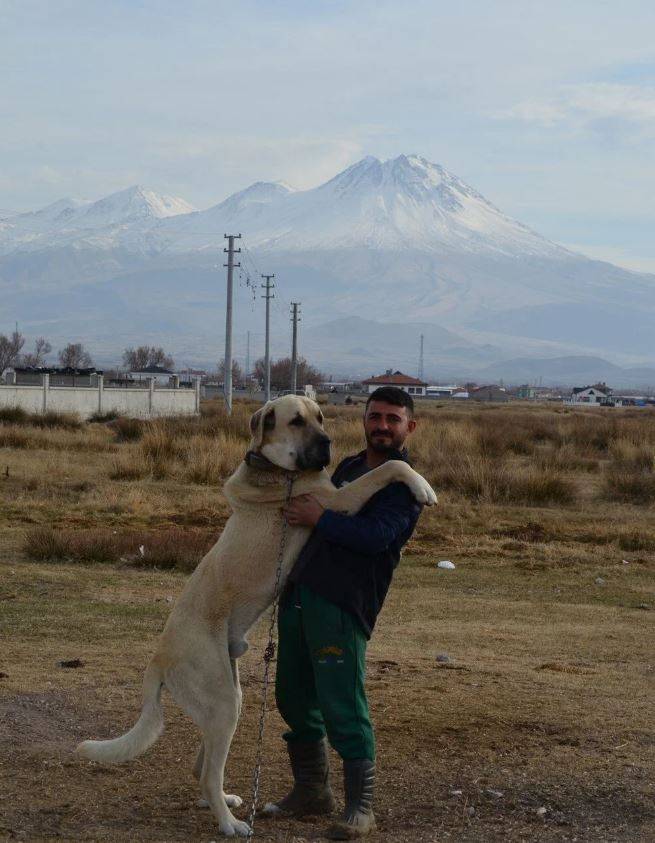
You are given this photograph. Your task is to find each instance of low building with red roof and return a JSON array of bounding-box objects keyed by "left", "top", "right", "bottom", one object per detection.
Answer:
[{"left": 362, "top": 370, "right": 428, "bottom": 396}]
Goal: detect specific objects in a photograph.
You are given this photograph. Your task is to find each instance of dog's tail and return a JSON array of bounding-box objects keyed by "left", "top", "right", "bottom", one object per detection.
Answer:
[{"left": 76, "top": 661, "right": 165, "bottom": 764}]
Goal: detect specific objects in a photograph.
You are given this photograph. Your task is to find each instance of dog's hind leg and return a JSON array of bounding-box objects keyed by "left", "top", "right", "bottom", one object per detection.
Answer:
[
  {"left": 167, "top": 644, "right": 247, "bottom": 835},
  {"left": 195, "top": 737, "right": 243, "bottom": 810},
  {"left": 198, "top": 693, "right": 249, "bottom": 836}
]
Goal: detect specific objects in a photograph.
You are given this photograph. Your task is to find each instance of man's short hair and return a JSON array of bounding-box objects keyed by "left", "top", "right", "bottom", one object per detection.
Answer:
[{"left": 365, "top": 386, "right": 414, "bottom": 416}]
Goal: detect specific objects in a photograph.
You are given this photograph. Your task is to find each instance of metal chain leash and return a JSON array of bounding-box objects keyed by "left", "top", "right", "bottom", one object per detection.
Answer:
[{"left": 246, "top": 473, "right": 295, "bottom": 838}]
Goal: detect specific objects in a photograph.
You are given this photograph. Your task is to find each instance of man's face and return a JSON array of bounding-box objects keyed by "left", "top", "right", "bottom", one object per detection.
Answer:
[{"left": 364, "top": 400, "right": 417, "bottom": 454}]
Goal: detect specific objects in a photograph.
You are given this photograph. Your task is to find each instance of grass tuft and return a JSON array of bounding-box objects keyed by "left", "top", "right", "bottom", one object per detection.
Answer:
[{"left": 22, "top": 526, "right": 215, "bottom": 571}]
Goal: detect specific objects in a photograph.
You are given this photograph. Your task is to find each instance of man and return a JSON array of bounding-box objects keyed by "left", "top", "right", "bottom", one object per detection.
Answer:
[{"left": 263, "top": 386, "right": 424, "bottom": 839}]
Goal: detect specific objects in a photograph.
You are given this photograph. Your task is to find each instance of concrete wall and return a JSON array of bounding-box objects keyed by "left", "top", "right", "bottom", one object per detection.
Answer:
[{"left": 0, "top": 375, "right": 200, "bottom": 420}]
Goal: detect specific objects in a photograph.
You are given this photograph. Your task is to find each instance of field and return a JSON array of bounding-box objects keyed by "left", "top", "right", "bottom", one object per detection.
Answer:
[{"left": 1, "top": 399, "right": 654, "bottom": 842}]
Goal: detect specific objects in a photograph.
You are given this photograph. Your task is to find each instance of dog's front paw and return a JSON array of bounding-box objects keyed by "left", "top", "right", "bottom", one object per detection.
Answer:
[
  {"left": 198, "top": 794, "right": 243, "bottom": 810},
  {"left": 219, "top": 816, "right": 251, "bottom": 837},
  {"left": 409, "top": 475, "right": 438, "bottom": 506}
]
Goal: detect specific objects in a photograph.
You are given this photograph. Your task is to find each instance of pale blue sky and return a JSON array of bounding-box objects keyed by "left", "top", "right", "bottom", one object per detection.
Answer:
[{"left": 2, "top": 0, "right": 655, "bottom": 270}]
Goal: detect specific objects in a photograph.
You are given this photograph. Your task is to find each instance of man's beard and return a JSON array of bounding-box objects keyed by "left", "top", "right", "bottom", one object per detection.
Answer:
[{"left": 366, "top": 430, "right": 402, "bottom": 453}]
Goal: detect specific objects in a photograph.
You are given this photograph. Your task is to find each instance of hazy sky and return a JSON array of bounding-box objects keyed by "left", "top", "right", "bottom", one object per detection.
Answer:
[{"left": 2, "top": 0, "right": 655, "bottom": 271}]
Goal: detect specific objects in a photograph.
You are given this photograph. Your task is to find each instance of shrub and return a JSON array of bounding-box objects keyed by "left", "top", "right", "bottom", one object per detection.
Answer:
[
  {"left": 604, "top": 472, "right": 655, "bottom": 505},
  {"left": 184, "top": 435, "right": 244, "bottom": 484},
  {"left": 566, "top": 414, "right": 617, "bottom": 454},
  {"left": 609, "top": 439, "right": 654, "bottom": 473},
  {"left": 88, "top": 411, "right": 119, "bottom": 423},
  {"left": 22, "top": 526, "right": 214, "bottom": 571},
  {"left": 0, "top": 407, "right": 81, "bottom": 430},
  {"left": 617, "top": 531, "right": 655, "bottom": 551},
  {"left": 141, "top": 422, "right": 187, "bottom": 463},
  {"left": 109, "top": 455, "right": 149, "bottom": 481},
  {"left": 0, "top": 426, "right": 31, "bottom": 449},
  {"left": 0, "top": 406, "right": 28, "bottom": 424},
  {"left": 431, "top": 454, "right": 575, "bottom": 506},
  {"left": 35, "top": 411, "right": 82, "bottom": 430},
  {"left": 111, "top": 417, "right": 145, "bottom": 442},
  {"left": 502, "top": 468, "right": 575, "bottom": 506}
]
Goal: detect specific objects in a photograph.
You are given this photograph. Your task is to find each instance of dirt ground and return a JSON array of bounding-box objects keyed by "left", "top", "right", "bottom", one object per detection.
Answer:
[{"left": 1, "top": 548, "right": 653, "bottom": 843}]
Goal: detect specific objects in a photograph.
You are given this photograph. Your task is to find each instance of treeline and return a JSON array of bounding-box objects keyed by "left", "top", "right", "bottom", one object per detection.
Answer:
[{"left": 0, "top": 333, "right": 325, "bottom": 388}]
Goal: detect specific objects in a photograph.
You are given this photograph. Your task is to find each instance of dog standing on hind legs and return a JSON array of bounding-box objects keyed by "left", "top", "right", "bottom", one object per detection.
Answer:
[{"left": 76, "top": 394, "right": 437, "bottom": 837}]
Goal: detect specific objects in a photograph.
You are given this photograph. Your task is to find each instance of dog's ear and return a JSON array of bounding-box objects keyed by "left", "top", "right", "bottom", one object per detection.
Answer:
[{"left": 249, "top": 407, "right": 275, "bottom": 449}]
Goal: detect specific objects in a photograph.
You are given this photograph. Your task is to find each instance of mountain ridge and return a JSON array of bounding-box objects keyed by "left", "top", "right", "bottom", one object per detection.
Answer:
[{"left": 1, "top": 154, "right": 654, "bottom": 371}]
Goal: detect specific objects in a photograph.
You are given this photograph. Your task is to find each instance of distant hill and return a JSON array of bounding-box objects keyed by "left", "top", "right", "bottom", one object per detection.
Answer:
[{"left": 481, "top": 355, "right": 655, "bottom": 388}]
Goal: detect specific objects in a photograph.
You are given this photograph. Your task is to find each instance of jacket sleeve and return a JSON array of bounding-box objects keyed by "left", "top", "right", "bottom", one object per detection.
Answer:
[{"left": 315, "top": 483, "right": 421, "bottom": 555}]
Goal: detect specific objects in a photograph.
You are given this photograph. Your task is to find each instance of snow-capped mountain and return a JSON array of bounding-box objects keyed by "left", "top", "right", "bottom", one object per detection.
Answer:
[
  {"left": 1, "top": 155, "right": 654, "bottom": 372},
  {"left": 162, "top": 155, "right": 568, "bottom": 257},
  {"left": 0, "top": 186, "right": 195, "bottom": 254}
]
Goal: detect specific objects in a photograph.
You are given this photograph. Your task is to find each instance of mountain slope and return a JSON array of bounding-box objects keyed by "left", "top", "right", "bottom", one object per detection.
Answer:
[
  {"left": 0, "top": 186, "right": 195, "bottom": 255},
  {"left": 162, "top": 155, "right": 569, "bottom": 256},
  {"left": 0, "top": 155, "right": 654, "bottom": 371}
]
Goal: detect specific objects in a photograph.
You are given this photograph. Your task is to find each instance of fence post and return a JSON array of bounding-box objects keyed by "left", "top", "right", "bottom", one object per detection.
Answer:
[
  {"left": 97, "top": 374, "right": 104, "bottom": 415},
  {"left": 194, "top": 377, "right": 201, "bottom": 413},
  {"left": 42, "top": 373, "right": 49, "bottom": 414},
  {"left": 148, "top": 377, "right": 155, "bottom": 417}
]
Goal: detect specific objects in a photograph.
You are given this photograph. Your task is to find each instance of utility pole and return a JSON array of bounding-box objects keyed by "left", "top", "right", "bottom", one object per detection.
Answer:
[
  {"left": 261, "top": 275, "right": 275, "bottom": 402},
  {"left": 245, "top": 330, "right": 251, "bottom": 381},
  {"left": 290, "top": 302, "right": 301, "bottom": 393},
  {"left": 418, "top": 333, "right": 424, "bottom": 381},
  {"left": 223, "top": 233, "right": 241, "bottom": 415}
]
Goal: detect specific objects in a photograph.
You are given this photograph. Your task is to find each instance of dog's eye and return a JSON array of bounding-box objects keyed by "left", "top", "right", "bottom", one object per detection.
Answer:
[{"left": 289, "top": 415, "right": 306, "bottom": 427}]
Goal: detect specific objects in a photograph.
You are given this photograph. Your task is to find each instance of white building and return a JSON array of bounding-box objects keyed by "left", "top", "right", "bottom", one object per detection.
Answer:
[
  {"left": 128, "top": 365, "right": 177, "bottom": 386},
  {"left": 570, "top": 384, "right": 611, "bottom": 404},
  {"left": 426, "top": 385, "right": 461, "bottom": 398}
]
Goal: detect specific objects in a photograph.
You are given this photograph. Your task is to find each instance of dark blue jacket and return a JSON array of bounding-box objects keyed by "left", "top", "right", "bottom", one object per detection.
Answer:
[{"left": 287, "top": 449, "right": 422, "bottom": 637}]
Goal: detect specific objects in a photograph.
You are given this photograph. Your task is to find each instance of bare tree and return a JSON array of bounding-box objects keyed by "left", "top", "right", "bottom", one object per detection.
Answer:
[
  {"left": 253, "top": 356, "right": 324, "bottom": 391},
  {"left": 0, "top": 330, "right": 25, "bottom": 372},
  {"left": 122, "top": 346, "right": 174, "bottom": 370},
  {"left": 58, "top": 342, "right": 93, "bottom": 369},
  {"left": 21, "top": 337, "right": 52, "bottom": 367},
  {"left": 217, "top": 359, "right": 243, "bottom": 387}
]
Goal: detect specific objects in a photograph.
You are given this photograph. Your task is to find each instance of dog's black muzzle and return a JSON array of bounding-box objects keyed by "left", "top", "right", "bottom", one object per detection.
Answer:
[{"left": 298, "top": 435, "right": 332, "bottom": 471}]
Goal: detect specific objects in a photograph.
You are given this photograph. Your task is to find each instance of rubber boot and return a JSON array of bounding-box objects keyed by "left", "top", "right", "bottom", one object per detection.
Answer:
[
  {"left": 325, "top": 759, "right": 376, "bottom": 839},
  {"left": 262, "top": 738, "right": 336, "bottom": 818}
]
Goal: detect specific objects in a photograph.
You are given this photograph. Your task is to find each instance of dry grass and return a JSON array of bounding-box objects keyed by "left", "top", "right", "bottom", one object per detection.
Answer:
[
  {"left": 0, "top": 406, "right": 82, "bottom": 429},
  {"left": 1, "top": 398, "right": 655, "bottom": 841},
  {"left": 23, "top": 525, "right": 214, "bottom": 571}
]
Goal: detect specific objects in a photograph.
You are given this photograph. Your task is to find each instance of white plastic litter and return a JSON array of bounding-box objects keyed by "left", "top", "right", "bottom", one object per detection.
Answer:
[{"left": 437, "top": 560, "right": 456, "bottom": 570}]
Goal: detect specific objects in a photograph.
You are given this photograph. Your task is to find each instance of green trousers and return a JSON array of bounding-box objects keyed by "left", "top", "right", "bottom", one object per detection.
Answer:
[{"left": 275, "top": 584, "right": 375, "bottom": 761}]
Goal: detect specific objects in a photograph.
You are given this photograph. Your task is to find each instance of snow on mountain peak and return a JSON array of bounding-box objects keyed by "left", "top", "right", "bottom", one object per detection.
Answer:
[
  {"left": 168, "top": 153, "right": 560, "bottom": 256},
  {"left": 0, "top": 156, "right": 565, "bottom": 260},
  {"left": 0, "top": 186, "right": 196, "bottom": 254},
  {"left": 80, "top": 185, "right": 196, "bottom": 223}
]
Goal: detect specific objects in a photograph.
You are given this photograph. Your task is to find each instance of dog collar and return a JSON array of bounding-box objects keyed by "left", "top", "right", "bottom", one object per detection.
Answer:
[{"left": 244, "top": 450, "right": 279, "bottom": 471}]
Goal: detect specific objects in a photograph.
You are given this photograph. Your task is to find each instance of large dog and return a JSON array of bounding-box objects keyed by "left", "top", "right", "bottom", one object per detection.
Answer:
[{"left": 77, "top": 395, "right": 437, "bottom": 837}]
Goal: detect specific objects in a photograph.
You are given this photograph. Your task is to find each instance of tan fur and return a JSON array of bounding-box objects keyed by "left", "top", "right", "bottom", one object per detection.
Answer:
[{"left": 76, "top": 395, "right": 436, "bottom": 838}]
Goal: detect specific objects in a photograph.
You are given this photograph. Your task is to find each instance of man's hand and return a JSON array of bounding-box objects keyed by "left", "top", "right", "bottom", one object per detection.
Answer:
[{"left": 284, "top": 494, "right": 325, "bottom": 528}]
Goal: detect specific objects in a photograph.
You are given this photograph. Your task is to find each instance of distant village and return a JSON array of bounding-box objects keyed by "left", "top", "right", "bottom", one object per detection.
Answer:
[{"left": 3, "top": 361, "right": 654, "bottom": 414}]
